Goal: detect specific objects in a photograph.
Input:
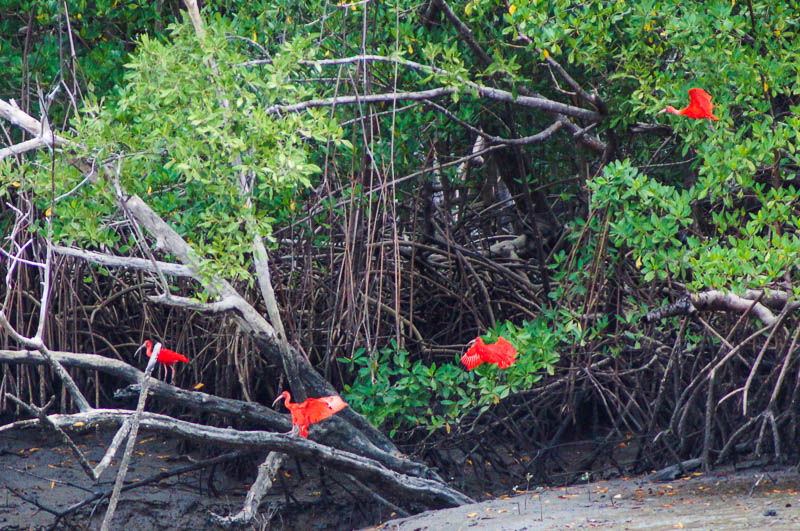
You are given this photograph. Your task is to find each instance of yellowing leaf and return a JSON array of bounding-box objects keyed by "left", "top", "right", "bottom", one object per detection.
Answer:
[
  {"left": 542, "top": 49, "right": 550, "bottom": 59},
  {"left": 147, "top": 185, "right": 152, "bottom": 194},
  {"left": 11, "top": 181, "right": 21, "bottom": 187},
  {"left": 47, "top": 464, "right": 58, "bottom": 469},
  {"left": 407, "top": 44, "right": 413, "bottom": 54},
  {"left": 73, "top": 422, "right": 85, "bottom": 427},
  {"left": 193, "top": 382, "right": 205, "bottom": 390},
  {"left": 445, "top": 423, "right": 451, "bottom": 434},
  {"left": 508, "top": 5, "right": 517, "bottom": 15},
  {"left": 763, "top": 81, "right": 769, "bottom": 92},
  {"left": 44, "top": 208, "right": 52, "bottom": 217},
  {"left": 466, "top": 512, "right": 478, "bottom": 518},
  {"left": 465, "top": 2, "right": 473, "bottom": 16},
  {"left": 50, "top": 481, "right": 55, "bottom": 489}
]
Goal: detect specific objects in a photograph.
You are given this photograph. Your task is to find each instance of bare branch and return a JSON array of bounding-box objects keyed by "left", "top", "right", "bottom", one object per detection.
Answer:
[
  {"left": 0, "top": 97, "right": 69, "bottom": 146},
  {"left": 0, "top": 316, "right": 91, "bottom": 413},
  {"left": 3, "top": 409, "right": 474, "bottom": 508},
  {"left": 423, "top": 99, "right": 564, "bottom": 145},
  {"left": 182, "top": 0, "right": 206, "bottom": 39},
  {"left": 0, "top": 137, "right": 54, "bottom": 160},
  {"left": 101, "top": 342, "right": 162, "bottom": 530},
  {"left": 266, "top": 86, "right": 599, "bottom": 121},
  {"left": 643, "top": 290, "right": 794, "bottom": 326},
  {"left": 692, "top": 290, "right": 779, "bottom": 325},
  {"left": 0, "top": 348, "right": 431, "bottom": 478},
  {"left": 4, "top": 394, "right": 97, "bottom": 479},
  {"left": 210, "top": 451, "right": 287, "bottom": 527},
  {"left": 55, "top": 245, "right": 194, "bottom": 276},
  {"left": 147, "top": 293, "right": 240, "bottom": 312}
]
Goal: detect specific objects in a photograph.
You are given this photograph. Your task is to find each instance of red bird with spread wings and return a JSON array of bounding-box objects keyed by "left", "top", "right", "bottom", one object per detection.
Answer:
[
  {"left": 660, "top": 88, "right": 719, "bottom": 120},
  {"left": 273, "top": 391, "right": 348, "bottom": 438},
  {"left": 460, "top": 336, "right": 517, "bottom": 370},
  {"left": 136, "top": 339, "right": 189, "bottom": 382}
]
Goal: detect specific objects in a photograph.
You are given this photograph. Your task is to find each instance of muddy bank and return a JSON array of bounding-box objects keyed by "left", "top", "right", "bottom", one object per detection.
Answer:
[
  {"left": 373, "top": 466, "right": 800, "bottom": 530},
  {"left": 0, "top": 428, "right": 387, "bottom": 530},
  {"left": 3, "top": 426, "right": 800, "bottom": 530}
]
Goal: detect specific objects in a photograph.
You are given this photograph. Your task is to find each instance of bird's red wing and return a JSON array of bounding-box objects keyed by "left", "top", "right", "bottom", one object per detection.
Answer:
[
  {"left": 685, "top": 88, "right": 718, "bottom": 119},
  {"left": 303, "top": 396, "right": 348, "bottom": 424},
  {"left": 688, "top": 88, "right": 712, "bottom": 108},
  {"left": 478, "top": 337, "right": 517, "bottom": 369},
  {"left": 460, "top": 341, "right": 484, "bottom": 370},
  {"left": 157, "top": 348, "right": 189, "bottom": 365}
]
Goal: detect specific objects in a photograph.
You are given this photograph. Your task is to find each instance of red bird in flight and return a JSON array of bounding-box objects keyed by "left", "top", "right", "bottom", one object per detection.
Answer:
[
  {"left": 660, "top": 88, "right": 719, "bottom": 120},
  {"left": 273, "top": 391, "right": 348, "bottom": 438},
  {"left": 460, "top": 336, "right": 517, "bottom": 370},
  {"left": 136, "top": 339, "right": 189, "bottom": 382}
]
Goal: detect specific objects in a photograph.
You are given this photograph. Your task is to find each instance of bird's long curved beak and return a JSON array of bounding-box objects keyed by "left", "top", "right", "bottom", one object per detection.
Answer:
[
  {"left": 272, "top": 394, "right": 283, "bottom": 408},
  {"left": 133, "top": 344, "right": 145, "bottom": 358},
  {"left": 657, "top": 108, "right": 667, "bottom": 114}
]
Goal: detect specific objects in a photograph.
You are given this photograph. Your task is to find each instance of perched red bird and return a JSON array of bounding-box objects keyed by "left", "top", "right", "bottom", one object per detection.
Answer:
[
  {"left": 460, "top": 336, "right": 517, "bottom": 370},
  {"left": 138, "top": 339, "right": 189, "bottom": 382},
  {"left": 660, "top": 88, "right": 719, "bottom": 120},
  {"left": 273, "top": 391, "right": 348, "bottom": 438}
]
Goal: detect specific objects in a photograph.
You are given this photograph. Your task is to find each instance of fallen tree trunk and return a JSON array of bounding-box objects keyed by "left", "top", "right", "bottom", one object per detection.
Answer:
[
  {"left": 0, "top": 348, "right": 437, "bottom": 480},
  {"left": 0, "top": 409, "right": 474, "bottom": 509}
]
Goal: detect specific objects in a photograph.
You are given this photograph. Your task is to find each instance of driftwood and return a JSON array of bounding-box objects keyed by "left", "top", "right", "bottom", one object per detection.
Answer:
[
  {"left": 209, "top": 451, "right": 287, "bottom": 527},
  {"left": 646, "top": 458, "right": 703, "bottom": 482},
  {"left": 0, "top": 348, "right": 435, "bottom": 480},
  {"left": 1, "top": 409, "right": 473, "bottom": 508}
]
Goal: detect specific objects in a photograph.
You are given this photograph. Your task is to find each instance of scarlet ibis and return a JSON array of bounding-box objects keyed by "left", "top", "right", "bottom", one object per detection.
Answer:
[
  {"left": 460, "top": 336, "right": 517, "bottom": 370},
  {"left": 272, "top": 391, "right": 348, "bottom": 438},
  {"left": 135, "top": 339, "right": 189, "bottom": 383},
  {"left": 660, "top": 88, "right": 719, "bottom": 120}
]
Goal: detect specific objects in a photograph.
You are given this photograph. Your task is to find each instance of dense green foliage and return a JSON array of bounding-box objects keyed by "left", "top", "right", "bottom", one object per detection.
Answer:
[{"left": 342, "top": 317, "right": 563, "bottom": 435}]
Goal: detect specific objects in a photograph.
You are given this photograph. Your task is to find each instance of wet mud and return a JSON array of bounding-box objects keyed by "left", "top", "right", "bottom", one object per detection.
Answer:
[
  {"left": 3, "top": 427, "right": 800, "bottom": 530},
  {"left": 375, "top": 466, "right": 800, "bottom": 530}
]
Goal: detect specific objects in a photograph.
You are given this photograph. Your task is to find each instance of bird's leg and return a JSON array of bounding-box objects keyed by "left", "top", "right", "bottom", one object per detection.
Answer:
[
  {"left": 288, "top": 425, "right": 301, "bottom": 437},
  {"left": 170, "top": 366, "right": 176, "bottom": 385}
]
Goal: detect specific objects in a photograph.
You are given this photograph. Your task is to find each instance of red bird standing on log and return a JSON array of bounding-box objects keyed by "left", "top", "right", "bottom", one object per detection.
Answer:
[
  {"left": 460, "top": 336, "right": 517, "bottom": 370},
  {"left": 660, "top": 88, "right": 719, "bottom": 120},
  {"left": 137, "top": 339, "right": 189, "bottom": 383},
  {"left": 273, "top": 391, "right": 348, "bottom": 438}
]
